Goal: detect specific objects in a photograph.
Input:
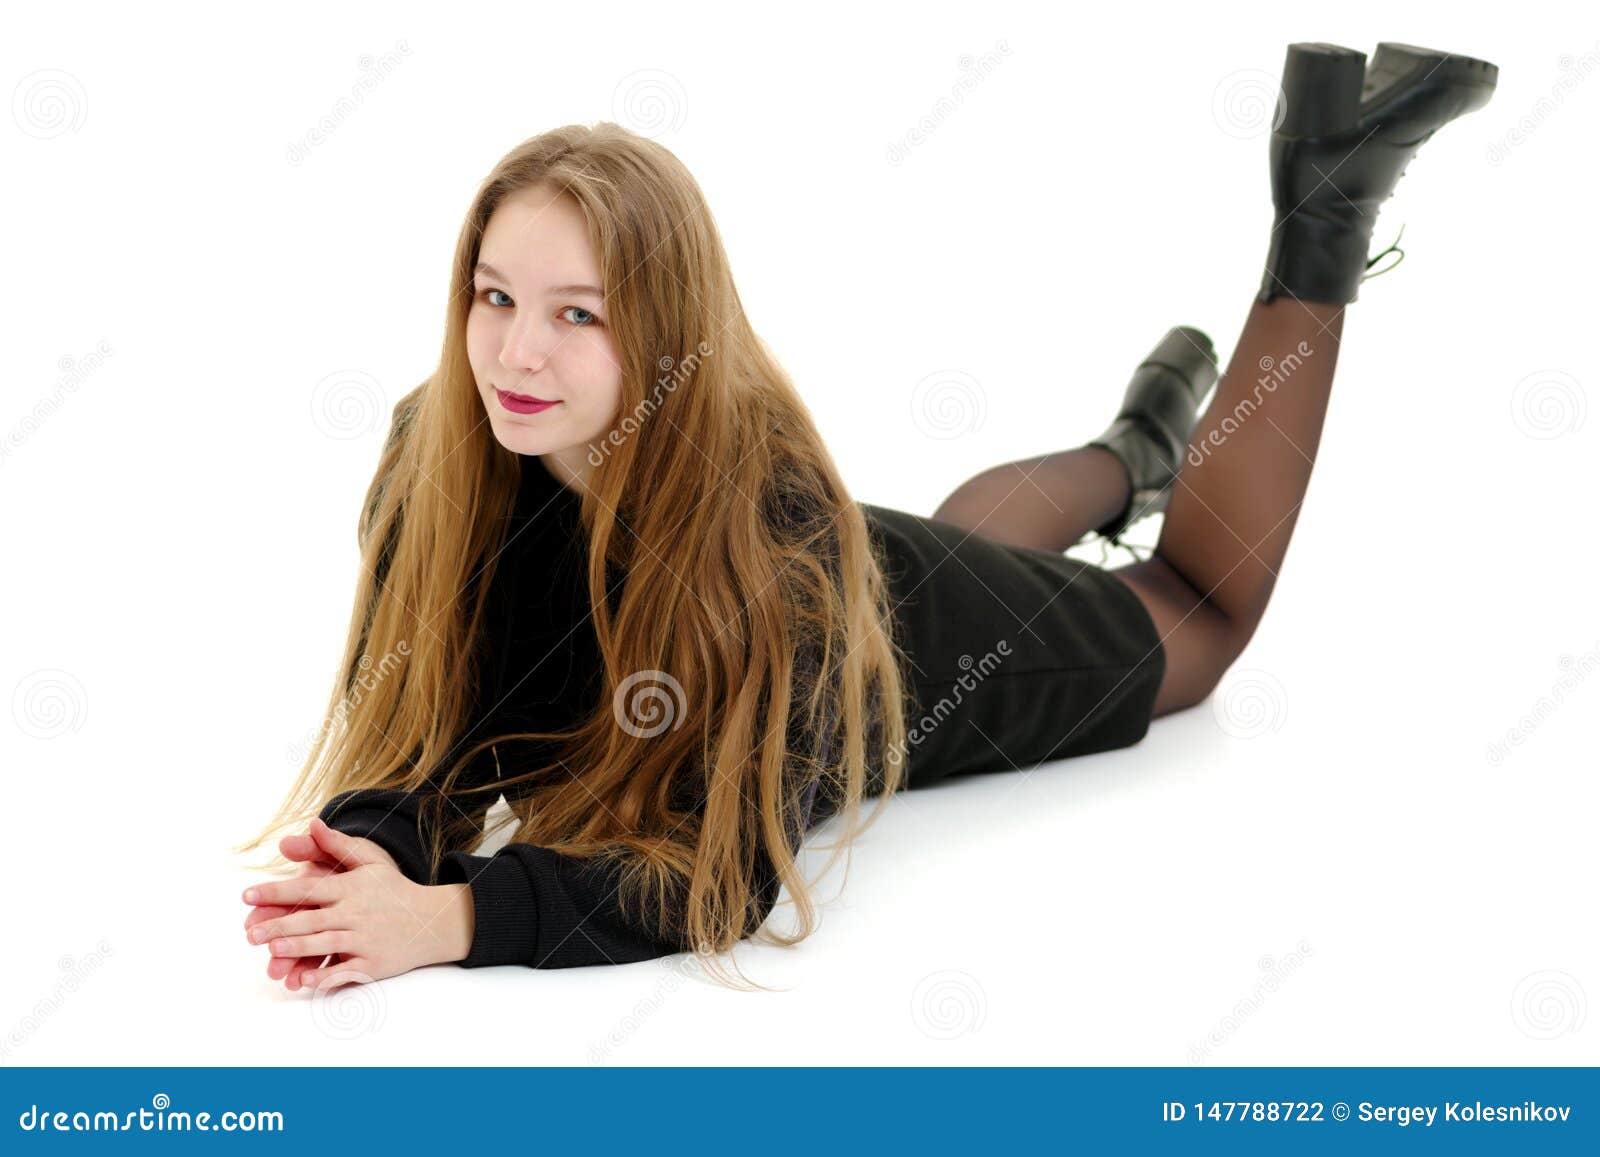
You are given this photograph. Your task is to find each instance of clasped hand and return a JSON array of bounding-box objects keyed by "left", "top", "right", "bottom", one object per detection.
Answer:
[{"left": 242, "top": 817, "right": 469, "bottom": 992}]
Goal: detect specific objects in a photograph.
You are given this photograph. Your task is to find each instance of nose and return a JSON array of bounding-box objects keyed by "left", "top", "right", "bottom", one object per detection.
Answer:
[{"left": 498, "top": 311, "right": 560, "bottom": 375}]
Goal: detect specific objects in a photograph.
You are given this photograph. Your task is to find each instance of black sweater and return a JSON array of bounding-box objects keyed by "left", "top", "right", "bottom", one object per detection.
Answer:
[{"left": 318, "top": 454, "right": 829, "bottom": 969}]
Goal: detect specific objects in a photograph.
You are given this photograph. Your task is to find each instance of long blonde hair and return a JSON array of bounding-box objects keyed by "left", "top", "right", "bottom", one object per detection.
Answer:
[{"left": 236, "top": 122, "right": 911, "bottom": 989}]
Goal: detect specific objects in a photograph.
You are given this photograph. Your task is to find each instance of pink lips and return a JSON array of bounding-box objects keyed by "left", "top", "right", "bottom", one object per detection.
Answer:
[{"left": 495, "top": 388, "right": 560, "bottom": 415}]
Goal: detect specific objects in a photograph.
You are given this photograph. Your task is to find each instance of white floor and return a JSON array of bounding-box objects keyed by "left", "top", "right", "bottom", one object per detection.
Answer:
[{"left": 11, "top": 582, "right": 1596, "bottom": 1065}]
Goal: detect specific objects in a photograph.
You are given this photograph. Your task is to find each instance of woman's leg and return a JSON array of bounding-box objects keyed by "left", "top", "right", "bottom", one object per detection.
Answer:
[
  {"left": 932, "top": 327, "right": 1216, "bottom": 552},
  {"left": 934, "top": 44, "right": 1495, "bottom": 722},
  {"left": 926, "top": 301, "right": 1341, "bottom": 719},
  {"left": 1109, "top": 298, "right": 1344, "bottom": 718},
  {"left": 930, "top": 445, "right": 1131, "bottom": 553},
  {"left": 1108, "top": 40, "right": 1496, "bottom": 719}
]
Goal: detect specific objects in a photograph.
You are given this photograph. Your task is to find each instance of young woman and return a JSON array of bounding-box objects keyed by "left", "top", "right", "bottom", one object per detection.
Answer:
[{"left": 236, "top": 41, "right": 1497, "bottom": 992}]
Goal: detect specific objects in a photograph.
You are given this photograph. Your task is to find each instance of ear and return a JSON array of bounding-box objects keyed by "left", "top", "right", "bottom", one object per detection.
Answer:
[{"left": 308, "top": 817, "right": 392, "bottom": 870}]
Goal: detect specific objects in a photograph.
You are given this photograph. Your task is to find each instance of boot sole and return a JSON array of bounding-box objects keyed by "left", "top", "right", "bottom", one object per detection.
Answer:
[
  {"left": 1139, "top": 325, "right": 1220, "bottom": 403},
  {"left": 1278, "top": 41, "right": 1498, "bottom": 139},
  {"left": 1366, "top": 42, "right": 1500, "bottom": 107}
]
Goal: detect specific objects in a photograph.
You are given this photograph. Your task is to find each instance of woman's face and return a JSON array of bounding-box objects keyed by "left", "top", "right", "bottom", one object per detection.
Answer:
[{"left": 466, "top": 183, "right": 622, "bottom": 490}]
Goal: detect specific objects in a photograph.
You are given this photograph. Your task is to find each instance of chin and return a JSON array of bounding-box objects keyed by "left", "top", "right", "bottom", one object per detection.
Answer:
[{"left": 488, "top": 420, "right": 550, "bottom": 456}]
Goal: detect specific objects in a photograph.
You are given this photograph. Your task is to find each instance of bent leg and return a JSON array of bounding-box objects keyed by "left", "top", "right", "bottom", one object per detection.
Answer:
[
  {"left": 1106, "top": 554, "right": 1239, "bottom": 719},
  {"left": 931, "top": 445, "right": 1130, "bottom": 553},
  {"left": 1110, "top": 297, "right": 1345, "bottom": 716}
]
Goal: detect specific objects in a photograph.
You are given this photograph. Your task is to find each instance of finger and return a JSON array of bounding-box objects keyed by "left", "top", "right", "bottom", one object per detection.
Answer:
[
  {"left": 248, "top": 906, "right": 348, "bottom": 947},
  {"left": 268, "top": 930, "right": 354, "bottom": 960},
  {"left": 243, "top": 888, "right": 330, "bottom": 932},
  {"left": 246, "top": 896, "right": 324, "bottom": 931},
  {"left": 301, "top": 957, "right": 371, "bottom": 992},
  {"left": 284, "top": 953, "right": 330, "bottom": 989},
  {"left": 268, "top": 952, "right": 324, "bottom": 982},
  {"left": 309, "top": 817, "right": 392, "bottom": 871},
  {"left": 279, "top": 832, "right": 341, "bottom": 865},
  {"left": 245, "top": 904, "right": 297, "bottom": 932},
  {"left": 242, "top": 865, "right": 337, "bottom": 930},
  {"left": 287, "top": 952, "right": 342, "bottom": 991},
  {"left": 243, "top": 875, "right": 343, "bottom": 908}
]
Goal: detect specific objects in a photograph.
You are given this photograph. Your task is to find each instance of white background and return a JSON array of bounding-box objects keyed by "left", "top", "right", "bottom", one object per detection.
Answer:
[{"left": 3, "top": 0, "right": 1595, "bottom": 1066}]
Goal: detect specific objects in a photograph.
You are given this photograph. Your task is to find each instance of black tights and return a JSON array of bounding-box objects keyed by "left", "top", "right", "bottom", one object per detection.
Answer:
[{"left": 931, "top": 298, "right": 1346, "bottom": 718}]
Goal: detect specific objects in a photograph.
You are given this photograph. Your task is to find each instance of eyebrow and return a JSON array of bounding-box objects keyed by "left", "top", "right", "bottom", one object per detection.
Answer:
[{"left": 473, "top": 262, "right": 604, "bottom": 298}]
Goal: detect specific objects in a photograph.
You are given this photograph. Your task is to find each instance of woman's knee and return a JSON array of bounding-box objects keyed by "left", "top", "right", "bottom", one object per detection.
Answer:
[{"left": 1111, "top": 556, "right": 1245, "bottom": 715}]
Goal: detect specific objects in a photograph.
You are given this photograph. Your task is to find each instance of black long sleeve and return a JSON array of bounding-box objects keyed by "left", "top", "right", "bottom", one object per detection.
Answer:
[
  {"left": 316, "top": 774, "right": 684, "bottom": 968},
  {"left": 436, "top": 836, "right": 685, "bottom": 968},
  {"left": 318, "top": 785, "right": 451, "bottom": 886},
  {"left": 316, "top": 724, "right": 506, "bottom": 886},
  {"left": 319, "top": 768, "right": 822, "bottom": 969},
  {"left": 443, "top": 771, "right": 823, "bottom": 969}
]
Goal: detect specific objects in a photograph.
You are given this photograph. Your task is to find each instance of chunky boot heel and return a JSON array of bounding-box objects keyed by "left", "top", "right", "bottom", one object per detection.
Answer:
[
  {"left": 1258, "top": 40, "right": 1499, "bottom": 305},
  {"left": 1278, "top": 43, "right": 1365, "bottom": 138},
  {"left": 1087, "top": 326, "right": 1220, "bottom": 543}
]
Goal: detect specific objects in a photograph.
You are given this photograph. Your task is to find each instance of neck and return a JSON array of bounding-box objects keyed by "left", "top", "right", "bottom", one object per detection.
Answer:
[{"left": 537, "top": 447, "right": 591, "bottom": 495}]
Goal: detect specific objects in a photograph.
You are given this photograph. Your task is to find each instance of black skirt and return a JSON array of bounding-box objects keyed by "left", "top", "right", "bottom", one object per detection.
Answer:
[{"left": 860, "top": 502, "right": 1167, "bottom": 792}]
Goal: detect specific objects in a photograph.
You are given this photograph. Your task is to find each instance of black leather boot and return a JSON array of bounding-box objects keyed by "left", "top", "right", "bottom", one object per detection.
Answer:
[
  {"left": 1259, "top": 41, "right": 1498, "bottom": 305},
  {"left": 1087, "top": 326, "right": 1219, "bottom": 542}
]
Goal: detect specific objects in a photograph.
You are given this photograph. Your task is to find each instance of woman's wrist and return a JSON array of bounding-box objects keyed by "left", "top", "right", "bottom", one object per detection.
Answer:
[{"left": 422, "top": 882, "right": 475, "bottom": 966}]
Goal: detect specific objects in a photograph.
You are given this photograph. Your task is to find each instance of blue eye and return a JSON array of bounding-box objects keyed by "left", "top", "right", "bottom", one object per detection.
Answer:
[{"left": 475, "top": 289, "right": 600, "bottom": 326}]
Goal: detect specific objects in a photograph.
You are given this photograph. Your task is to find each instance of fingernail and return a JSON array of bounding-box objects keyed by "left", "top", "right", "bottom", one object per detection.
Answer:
[
  {"left": 243, "top": 888, "right": 258, "bottom": 903},
  {"left": 249, "top": 928, "right": 266, "bottom": 944}
]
